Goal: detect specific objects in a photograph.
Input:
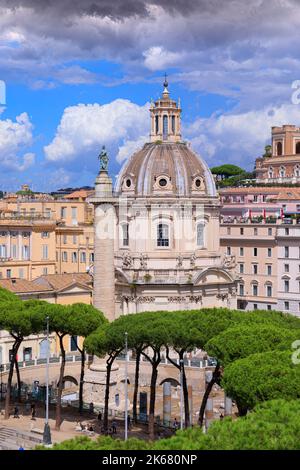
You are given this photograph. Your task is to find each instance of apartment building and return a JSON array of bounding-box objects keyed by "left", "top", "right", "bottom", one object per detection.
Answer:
[
  {"left": 276, "top": 223, "right": 300, "bottom": 316},
  {"left": 0, "top": 190, "right": 94, "bottom": 280},
  {"left": 221, "top": 216, "right": 300, "bottom": 317},
  {"left": 220, "top": 219, "right": 278, "bottom": 311}
]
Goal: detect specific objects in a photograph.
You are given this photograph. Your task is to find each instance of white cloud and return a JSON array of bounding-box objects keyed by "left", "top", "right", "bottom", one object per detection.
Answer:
[
  {"left": 0, "top": 112, "right": 35, "bottom": 171},
  {"left": 44, "top": 99, "right": 149, "bottom": 166},
  {"left": 143, "top": 46, "right": 182, "bottom": 71},
  {"left": 186, "top": 103, "right": 300, "bottom": 169}
]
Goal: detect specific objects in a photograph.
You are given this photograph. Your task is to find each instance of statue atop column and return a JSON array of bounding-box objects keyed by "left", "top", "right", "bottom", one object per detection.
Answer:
[{"left": 98, "top": 145, "right": 109, "bottom": 171}]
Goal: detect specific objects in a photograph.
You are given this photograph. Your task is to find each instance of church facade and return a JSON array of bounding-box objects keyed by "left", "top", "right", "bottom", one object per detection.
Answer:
[{"left": 89, "top": 80, "right": 238, "bottom": 321}]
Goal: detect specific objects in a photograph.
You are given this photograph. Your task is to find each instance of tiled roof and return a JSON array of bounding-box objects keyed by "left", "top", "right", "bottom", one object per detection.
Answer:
[
  {"left": 33, "top": 273, "right": 93, "bottom": 291},
  {"left": 0, "top": 273, "right": 93, "bottom": 295},
  {"left": 0, "top": 278, "right": 53, "bottom": 294},
  {"left": 64, "top": 190, "right": 94, "bottom": 200},
  {"left": 219, "top": 187, "right": 294, "bottom": 194},
  {"left": 274, "top": 189, "right": 300, "bottom": 200}
]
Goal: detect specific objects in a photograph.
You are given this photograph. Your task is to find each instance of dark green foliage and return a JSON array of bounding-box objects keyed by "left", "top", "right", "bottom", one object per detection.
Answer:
[
  {"left": 206, "top": 324, "right": 299, "bottom": 366},
  {"left": 222, "top": 350, "right": 300, "bottom": 411},
  {"left": 210, "top": 164, "right": 246, "bottom": 178},
  {"left": 154, "top": 399, "right": 300, "bottom": 450},
  {"left": 0, "top": 286, "right": 22, "bottom": 304}
]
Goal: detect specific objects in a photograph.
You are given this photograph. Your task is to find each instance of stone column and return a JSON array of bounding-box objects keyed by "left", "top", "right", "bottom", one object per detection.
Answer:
[
  {"left": 205, "top": 397, "right": 214, "bottom": 431},
  {"left": 188, "top": 385, "right": 193, "bottom": 425},
  {"left": 224, "top": 394, "right": 232, "bottom": 416},
  {"left": 92, "top": 170, "right": 116, "bottom": 322},
  {"left": 84, "top": 167, "right": 119, "bottom": 405},
  {"left": 163, "top": 382, "right": 172, "bottom": 426}
]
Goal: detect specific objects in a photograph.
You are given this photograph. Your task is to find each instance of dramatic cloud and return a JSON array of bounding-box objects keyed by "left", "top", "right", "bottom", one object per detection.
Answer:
[
  {"left": 44, "top": 99, "right": 149, "bottom": 169},
  {"left": 0, "top": 112, "right": 35, "bottom": 171},
  {"left": 1, "top": 1, "right": 300, "bottom": 110}
]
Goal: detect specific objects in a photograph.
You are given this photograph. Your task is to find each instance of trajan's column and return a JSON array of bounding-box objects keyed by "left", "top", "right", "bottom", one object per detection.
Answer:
[{"left": 83, "top": 146, "right": 120, "bottom": 406}]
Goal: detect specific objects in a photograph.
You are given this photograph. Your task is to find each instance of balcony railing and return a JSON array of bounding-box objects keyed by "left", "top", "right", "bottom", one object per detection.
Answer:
[{"left": 0, "top": 212, "right": 54, "bottom": 221}]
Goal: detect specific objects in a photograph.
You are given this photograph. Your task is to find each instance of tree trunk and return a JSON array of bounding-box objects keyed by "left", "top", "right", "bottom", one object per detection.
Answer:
[
  {"left": 181, "top": 363, "right": 190, "bottom": 427},
  {"left": 198, "top": 363, "right": 220, "bottom": 427},
  {"left": 4, "top": 340, "right": 21, "bottom": 419},
  {"left": 166, "top": 349, "right": 190, "bottom": 428},
  {"left": 15, "top": 358, "right": 21, "bottom": 403},
  {"left": 103, "top": 360, "right": 112, "bottom": 433},
  {"left": 148, "top": 364, "right": 158, "bottom": 440},
  {"left": 132, "top": 350, "right": 141, "bottom": 424},
  {"left": 78, "top": 348, "right": 85, "bottom": 414},
  {"left": 55, "top": 334, "right": 66, "bottom": 431},
  {"left": 237, "top": 403, "right": 248, "bottom": 416}
]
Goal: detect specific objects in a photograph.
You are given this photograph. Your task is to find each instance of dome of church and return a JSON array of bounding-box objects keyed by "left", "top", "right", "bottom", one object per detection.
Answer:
[
  {"left": 115, "top": 78, "right": 216, "bottom": 198},
  {"left": 115, "top": 142, "right": 217, "bottom": 197}
]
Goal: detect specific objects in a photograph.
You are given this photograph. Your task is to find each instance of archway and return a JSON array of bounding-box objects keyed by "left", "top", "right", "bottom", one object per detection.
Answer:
[{"left": 160, "top": 378, "right": 180, "bottom": 387}]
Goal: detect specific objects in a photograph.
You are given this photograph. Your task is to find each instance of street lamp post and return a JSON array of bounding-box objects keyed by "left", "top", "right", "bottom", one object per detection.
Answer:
[
  {"left": 43, "top": 316, "right": 52, "bottom": 445},
  {"left": 180, "top": 359, "right": 184, "bottom": 430},
  {"left": 0, "top": 364, "right": 3, "bottom": 401},
  {"left": 124, "top": 332, "right": 128, "bottom": 441}
]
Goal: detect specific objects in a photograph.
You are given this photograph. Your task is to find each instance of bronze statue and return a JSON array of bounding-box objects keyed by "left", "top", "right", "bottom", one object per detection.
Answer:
[{"left": 98, "top": 145, "right": 109, "bottom": 171}]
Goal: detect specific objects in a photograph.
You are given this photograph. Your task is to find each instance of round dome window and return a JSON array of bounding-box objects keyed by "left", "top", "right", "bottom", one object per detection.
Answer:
[
  {"left": 125, "top": 179, "right": 132, "bottom": 188},
  {"left": 195, "top": 178, "right": 202, "bottom": 188},
  {"left": 159, "top": 178, "right": 167, "bottom": 187}
]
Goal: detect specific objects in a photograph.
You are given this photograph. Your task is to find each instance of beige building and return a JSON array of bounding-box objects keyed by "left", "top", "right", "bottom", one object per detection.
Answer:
[{"left": 0, "top": 192, "right": 94, "bottom": 280}]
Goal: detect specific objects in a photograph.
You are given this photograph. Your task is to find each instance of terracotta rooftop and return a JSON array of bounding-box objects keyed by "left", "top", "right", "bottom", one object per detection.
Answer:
[
  {"left": 0, "top": 278, "right": 53, "bottom": 294},
  {"left": 33, "top": 273, "right": 93, "bottom": 291},
  {"left": 64, "top": 190, "right": 94, "bottom": 200},
  {"left": 0, "top": 273, "right": 93, "bottom": 295},
  {"left": 219, "top": 187, "right": 300, "bottom": 194},
  {"left": 274, "top": 189, "right": 300, "bottom": 200}
]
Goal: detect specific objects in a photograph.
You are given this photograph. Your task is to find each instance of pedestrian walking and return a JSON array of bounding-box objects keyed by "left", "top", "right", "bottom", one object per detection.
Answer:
[
  {"left": 127, "top": 414, "right": 131, "bottom": 430},
  {"left": 31, "top": 403, "right": 36, "bottom": 420},
  {"left": 13, "top": 406, "right": 20, "bottom": 418},
  {"left": 173, "top": 417, "right": 178, "bottom": 431},
  {"left": 89, "top": 402, "right": 94, "bottom": 414},
  {"left": 97, "top": 411, "right": 102, "bottom": 423},
  {"left": 112, "top": 420, "right": 117, "bottom": 434}
]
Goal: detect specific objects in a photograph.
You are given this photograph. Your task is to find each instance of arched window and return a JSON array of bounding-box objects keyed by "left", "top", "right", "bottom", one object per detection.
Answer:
[
  {"left": 197, "top": 222, "right": 205, "bottom": 247},
  {"left": 268, "top": 166, "right": 274, "bottom": 179},
  {"left": 296, "top": 142, "right": 300, "bottom": 154},
  {"left": 122, "top": 224, "right": 129, "bottom": 247},
  {"left": 155, "top": 115, "right": 159, "bottom": 134},
  {"left": 276, "top": 141, "right": 283, "bottom": 156},
  {"left": 157, "top": 223, "right": 169, "bottom": 247},
  {"left": 279, "top": 165, "right": 285, "bottom": 178},
  {"left": 172, "top": 115, "right": 175, "bottom": 133},
  {"left": 163, "top": 115, "right": 168, "bottom": 140}
]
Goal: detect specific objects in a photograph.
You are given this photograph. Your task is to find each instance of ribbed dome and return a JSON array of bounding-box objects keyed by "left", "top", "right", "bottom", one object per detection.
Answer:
[{"left": 115, "top": 142, "right": 216, "bottom": 197}]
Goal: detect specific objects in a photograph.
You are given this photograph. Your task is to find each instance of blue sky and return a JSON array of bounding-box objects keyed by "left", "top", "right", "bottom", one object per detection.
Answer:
[{"left": 1, "top": 0, "right": 300, "bottom": 191}]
